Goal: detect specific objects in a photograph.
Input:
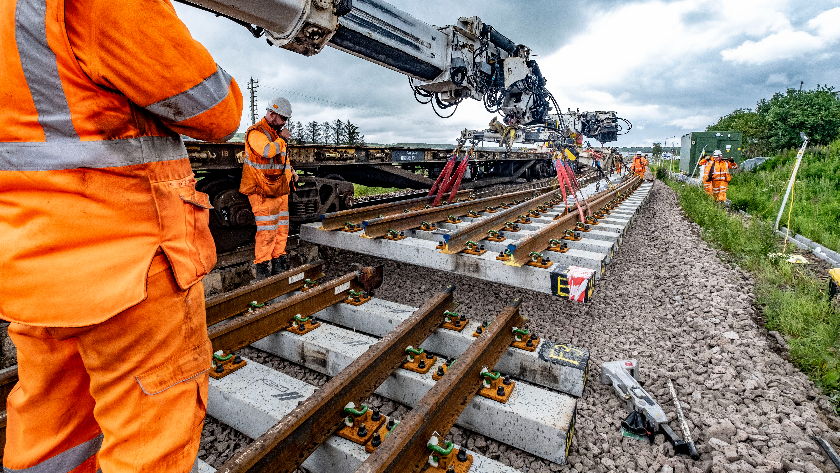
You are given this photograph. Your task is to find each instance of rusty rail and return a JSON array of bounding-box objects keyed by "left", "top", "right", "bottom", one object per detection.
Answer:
[
  {"left": 440, "top": 189, "right": 564, "bottom": 254},
  {"left": 215, "top": 286, "right": 457, "bottom": 473},
  {"left": 357, "top": 299, "right": 525, "bottom": 473},
  {"left": 362, "top": 186, "right": 554, "bottom": 239},
  {"left": 321, "top": 191, "right": 471, "bottom": 231},
  {"left": 506, "top": 176, "right": 641, "bottom": 266},
  {"left": 208, "top": 268, "right": 381, "bottom": 354},
  {"left": 206, "top": 261, "right": 325, "bottom": 326}
]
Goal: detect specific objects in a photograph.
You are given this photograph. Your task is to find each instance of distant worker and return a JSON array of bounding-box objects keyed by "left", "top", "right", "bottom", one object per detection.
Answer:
[
  {"left": 709, "top": 149, "right": 738, "bottom": 202},
  {"left": 241, "top": 97, "right": 299, "bottom": 280},
  {"left": 614, "top": 151, "right": 623, "bottom": 174},
  {"left": 0, "top": 1, "right": 242, "bottom": 472},
  {"left": 697, "top": 152, "right": 713, "bottom": 195},
  {"left": 632, "top": 151, "right": 648, "bottom": 178}
]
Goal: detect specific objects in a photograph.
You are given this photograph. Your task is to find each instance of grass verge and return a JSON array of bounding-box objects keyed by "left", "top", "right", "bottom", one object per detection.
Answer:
[
  {"left": 663, "top": 173, "right": 840, "bottom": 412},
  {"left": 354, "top": 184, "right": 403, "bottom": 198},
  {"left": 728, "top": 140, "right": 840, "bottom": 252}
]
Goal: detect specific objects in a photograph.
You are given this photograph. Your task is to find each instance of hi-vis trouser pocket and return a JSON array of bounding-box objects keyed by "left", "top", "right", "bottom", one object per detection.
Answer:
[{"left": 154, "top": 175, "right": 218, "bottom": 289}]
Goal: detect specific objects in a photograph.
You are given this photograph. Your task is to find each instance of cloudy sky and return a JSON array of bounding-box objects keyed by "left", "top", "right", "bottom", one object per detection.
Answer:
[{"left": 174, "top": 0, "right": 840, "bottom": 148}]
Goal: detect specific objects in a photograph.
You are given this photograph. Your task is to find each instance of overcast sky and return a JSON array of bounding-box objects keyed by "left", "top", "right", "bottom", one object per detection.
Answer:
[{"left": 174, "top": 0, "right": 840, "bottom": 148}]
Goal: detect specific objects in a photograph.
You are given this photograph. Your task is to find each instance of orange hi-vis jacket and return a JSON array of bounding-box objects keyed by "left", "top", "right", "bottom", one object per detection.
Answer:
[
  {"left": 632, "top": 156, "right": 648, "bottom": 173},
  {"left": 240, "top": 117, "right": 294, "bottom": 197},
  {"left": 698, "top": 156, "right": 712, "bottom": 182},
  {"left": 709, "top": 159, "right": 738, "bottom": 182},
  {"left": 0, "top": 0, "right": 243, "bottom": 327}
]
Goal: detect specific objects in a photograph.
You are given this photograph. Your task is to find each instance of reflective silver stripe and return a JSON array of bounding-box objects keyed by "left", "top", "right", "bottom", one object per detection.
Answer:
[
  {"left": 262, "top": 143, "right": 273, "bottom": 159},
  {"left": 279, "top": 220, "right": 289, "bottom": 225},
  {"left": 0, "top": 136, "right": 187, "bottom": 171},
  {"left": 278, "top": 211, "right": 289, "bottom": 217},
  {"left": 256, "top": 223, "right": 278, "bottom": 231},
  {"left": 4, "top": 433, "right": 102, "bottom": 473},
  {"left": 145, "top": 65, "right": 233, "bottom": 123},
  {"left": 254, "top": 214, "right": 281, "bottom": 222},
  {"left": 259, "top": 126, "right": 273, "bottom": 143},
  {"left": 243, "top": 159, "right": 285, "bottom": 171},
  {"left": 15, "top": 0, "right": 78, "bottom": 140},
  {"left": 192, "top": 458, "right": 199, "bottom": 473}
]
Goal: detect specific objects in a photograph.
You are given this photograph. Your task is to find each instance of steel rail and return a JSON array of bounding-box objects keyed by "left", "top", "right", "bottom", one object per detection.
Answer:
[
  {"left": 357, "top": 299, "right": 525, "bottom": 473},
  {"left": 206, "top": 261, "right": 325, "bottom": 326},
  {"left": 362, "top": 186, "right": 554, "bottom": 239},
  {"left": 320, "top": 191, "right": 471, "bottom": 231},
  {"left": 440, "top": 188, "right": 564, "bottom": 254},
  {"left": 0, "top": 366, "right": 15, "bottom": 461},
  {"left": 208, "top": 269, "right": 380, "bottom": 354},
  {"left": 215, "top": 286, "right": 457, "bottom": 473},
  {"left": 506, "top": 176, "right": 641, "bottom": 267}
]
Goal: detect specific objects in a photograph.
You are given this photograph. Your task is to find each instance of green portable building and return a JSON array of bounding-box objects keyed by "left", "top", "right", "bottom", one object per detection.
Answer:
[{"left": 679, "top": 131, "right": 743, "bottom": 174}]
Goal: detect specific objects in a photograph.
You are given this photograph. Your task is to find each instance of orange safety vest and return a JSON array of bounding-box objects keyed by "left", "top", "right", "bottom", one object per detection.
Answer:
[
  {"left": 240, "top": 118, "right": 294, "bottom": 197},
  {"left": 709, "top": 159, "right": 737, "bottom": 182},
  {"left": 633, "top": 156, "right": 647, "bottom": 173},
  {"left": 0, "top": 0, "right": 242, "bottom": 327}
]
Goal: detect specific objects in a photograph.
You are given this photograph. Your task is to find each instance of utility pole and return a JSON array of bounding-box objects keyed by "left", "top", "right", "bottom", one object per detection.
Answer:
[{"left": 247, "top": 77, "right": 259, "bottom": 125}]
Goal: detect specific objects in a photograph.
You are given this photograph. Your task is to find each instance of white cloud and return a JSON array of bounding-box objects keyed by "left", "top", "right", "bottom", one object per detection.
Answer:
[
  {"left": 668, "top": 115, "right": 717, "bottom": 130},
  {"left": 721, "top": 7, "right": 840, "bottom": 64},
  {"left": 766, "top": 73, "right": 789, "bottom": 85}
]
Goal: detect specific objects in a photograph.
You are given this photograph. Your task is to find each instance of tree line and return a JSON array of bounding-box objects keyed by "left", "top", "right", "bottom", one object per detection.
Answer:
[
  {"left": 283, "top": 119, "right": 365, "bottom": 146},
  {"left": 707, "top": 85, "right": 840, "bottom": 157}
]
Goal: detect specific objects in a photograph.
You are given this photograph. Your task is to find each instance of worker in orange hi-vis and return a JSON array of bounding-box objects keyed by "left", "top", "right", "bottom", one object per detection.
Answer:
[
  {"left": 709, "top": 149, "right": 738, "bottom": 202},
  {"left": 0, "top": 0, "right": 242, "bottom": 471},
  {"left": 240, "top": 97, "right": 299, "bottom": 280},
  {"left": 698, "top": 153, "right": 714, "bottom": 195},
  {"left": 632, "top": 151, "right": 648, "bottom": 178}
]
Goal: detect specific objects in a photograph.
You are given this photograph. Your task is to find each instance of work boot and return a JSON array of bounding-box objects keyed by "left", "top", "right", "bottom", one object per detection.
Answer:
[
  {"left": 255, "top": 261, "right": 271, "bottom": 281},
  {"left": 271, "top": 255, "right": 289, "bottom": 275}
]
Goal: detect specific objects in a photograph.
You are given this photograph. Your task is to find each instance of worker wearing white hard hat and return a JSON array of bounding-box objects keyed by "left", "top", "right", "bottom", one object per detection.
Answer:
[
  {"left": 240, "top": 96, "right": 299, "bottom": 280},
  {"left": 709, "top": 149, "right": 738, "bottom": 202},
  {"left": 632, "top": 151, "right": 648, "bottom": 178}
]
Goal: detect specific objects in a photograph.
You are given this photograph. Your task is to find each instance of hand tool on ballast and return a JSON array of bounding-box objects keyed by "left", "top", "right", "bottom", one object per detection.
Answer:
[
  {"left": 814, "top": 436, "right": 840, "bottom": 470},
  {"left": 601, "top": 360, "right": 691, "bottom": 456},
  {"left": 668, "top": 379, "right": 700, "bottom": 460}
]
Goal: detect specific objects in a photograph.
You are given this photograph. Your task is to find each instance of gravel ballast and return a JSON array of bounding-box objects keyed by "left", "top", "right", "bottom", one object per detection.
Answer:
[{"left": 202, "top": 179, "right": 840, "bottom": 472}]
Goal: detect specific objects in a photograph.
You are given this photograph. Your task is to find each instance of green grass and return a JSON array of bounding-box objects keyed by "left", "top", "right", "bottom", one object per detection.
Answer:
[
  {"left": 353, "top": 184, "right": 403, "bottom": 198},
  {"left": 727, "top": 139, "right": 840, "bottom": 252},
  {"left": 663, "top": 176, "right": 840, "bottom": 411}
]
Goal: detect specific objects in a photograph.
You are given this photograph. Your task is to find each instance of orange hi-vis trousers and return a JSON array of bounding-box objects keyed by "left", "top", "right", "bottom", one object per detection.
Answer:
[
  {"left": 249, "top": 193, "right": 290, "bottom": 264},
  {"left": 712, "top": 180, "right": 730, "bottom": 202},
  {"left": 5, "top": 252, "right": 211, "bottom": 473}
]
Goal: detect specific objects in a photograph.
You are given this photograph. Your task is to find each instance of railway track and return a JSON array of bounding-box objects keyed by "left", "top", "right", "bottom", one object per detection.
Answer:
[
  {"left": 0, "top": 168, "right": 629, "bottom": 469},
  {"left": 0, "top": 261, "right": 587, "bottom": 472},
  {"left": 304, "top": 171, "right": 649, "bottom": 299}
]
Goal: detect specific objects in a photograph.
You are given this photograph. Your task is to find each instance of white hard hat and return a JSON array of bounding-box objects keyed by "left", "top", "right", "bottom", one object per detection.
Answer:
[
  {"left": 713, "top": 149, "right": 722, "bottom": 156},
  {"left": 266, "top": 97, "right": 292, "bottom": 117},
  {"left": 635, "top": 151, "right": 642, "bottom": 155}
]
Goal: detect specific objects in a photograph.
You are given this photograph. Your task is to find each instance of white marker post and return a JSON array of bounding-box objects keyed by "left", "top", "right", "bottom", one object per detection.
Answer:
[{"left": 774, "top": 132, "right": 809, "bottom": 231}]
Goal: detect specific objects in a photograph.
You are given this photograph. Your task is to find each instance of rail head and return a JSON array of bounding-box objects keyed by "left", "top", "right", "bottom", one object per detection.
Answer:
[
  {"left": 208, "top": 266, "right": 383, "bottom": 355},
  {"left": 214, "top": 285, "right": 457, "bottom": 473},
  {"left": 362, "top": 186, "right": 554, "bottom": 239},
  {"left": 357, "top": 298, "right": 526, "bottom": 473},
  {"left": 205, "top": 261, "right": 326, "bottom": 327}
]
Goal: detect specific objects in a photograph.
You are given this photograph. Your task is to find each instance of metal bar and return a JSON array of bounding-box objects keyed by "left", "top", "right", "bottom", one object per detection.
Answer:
[
  {"left": 0, "top": 366, "right": 17, "bottom": 411},
  {"left": 441, "top": 189, "right": 563, "bottom": 254},
  {"left": 358, "top": 300, "right": 525, "bottom": 473},
  {"left": 208, "top": 270, "right": 366, "bottom": 354},
  {"left": 506, "top": 177, "right": 640, "bottom": 266},
  {"left": 321, "top": 191, "right": 470, "bottom": 231},
  {"left": 215, "top": 286, "right": 457, "bottom": 473},
  {"left": 0, "top": 410, "right": 5, "bottom": 462},
  {"left": 362, "top": 187, "right": 553, "bottom": 239},
  {"left": 206, "top": 262, "right": 325, "bottom": 326}
]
